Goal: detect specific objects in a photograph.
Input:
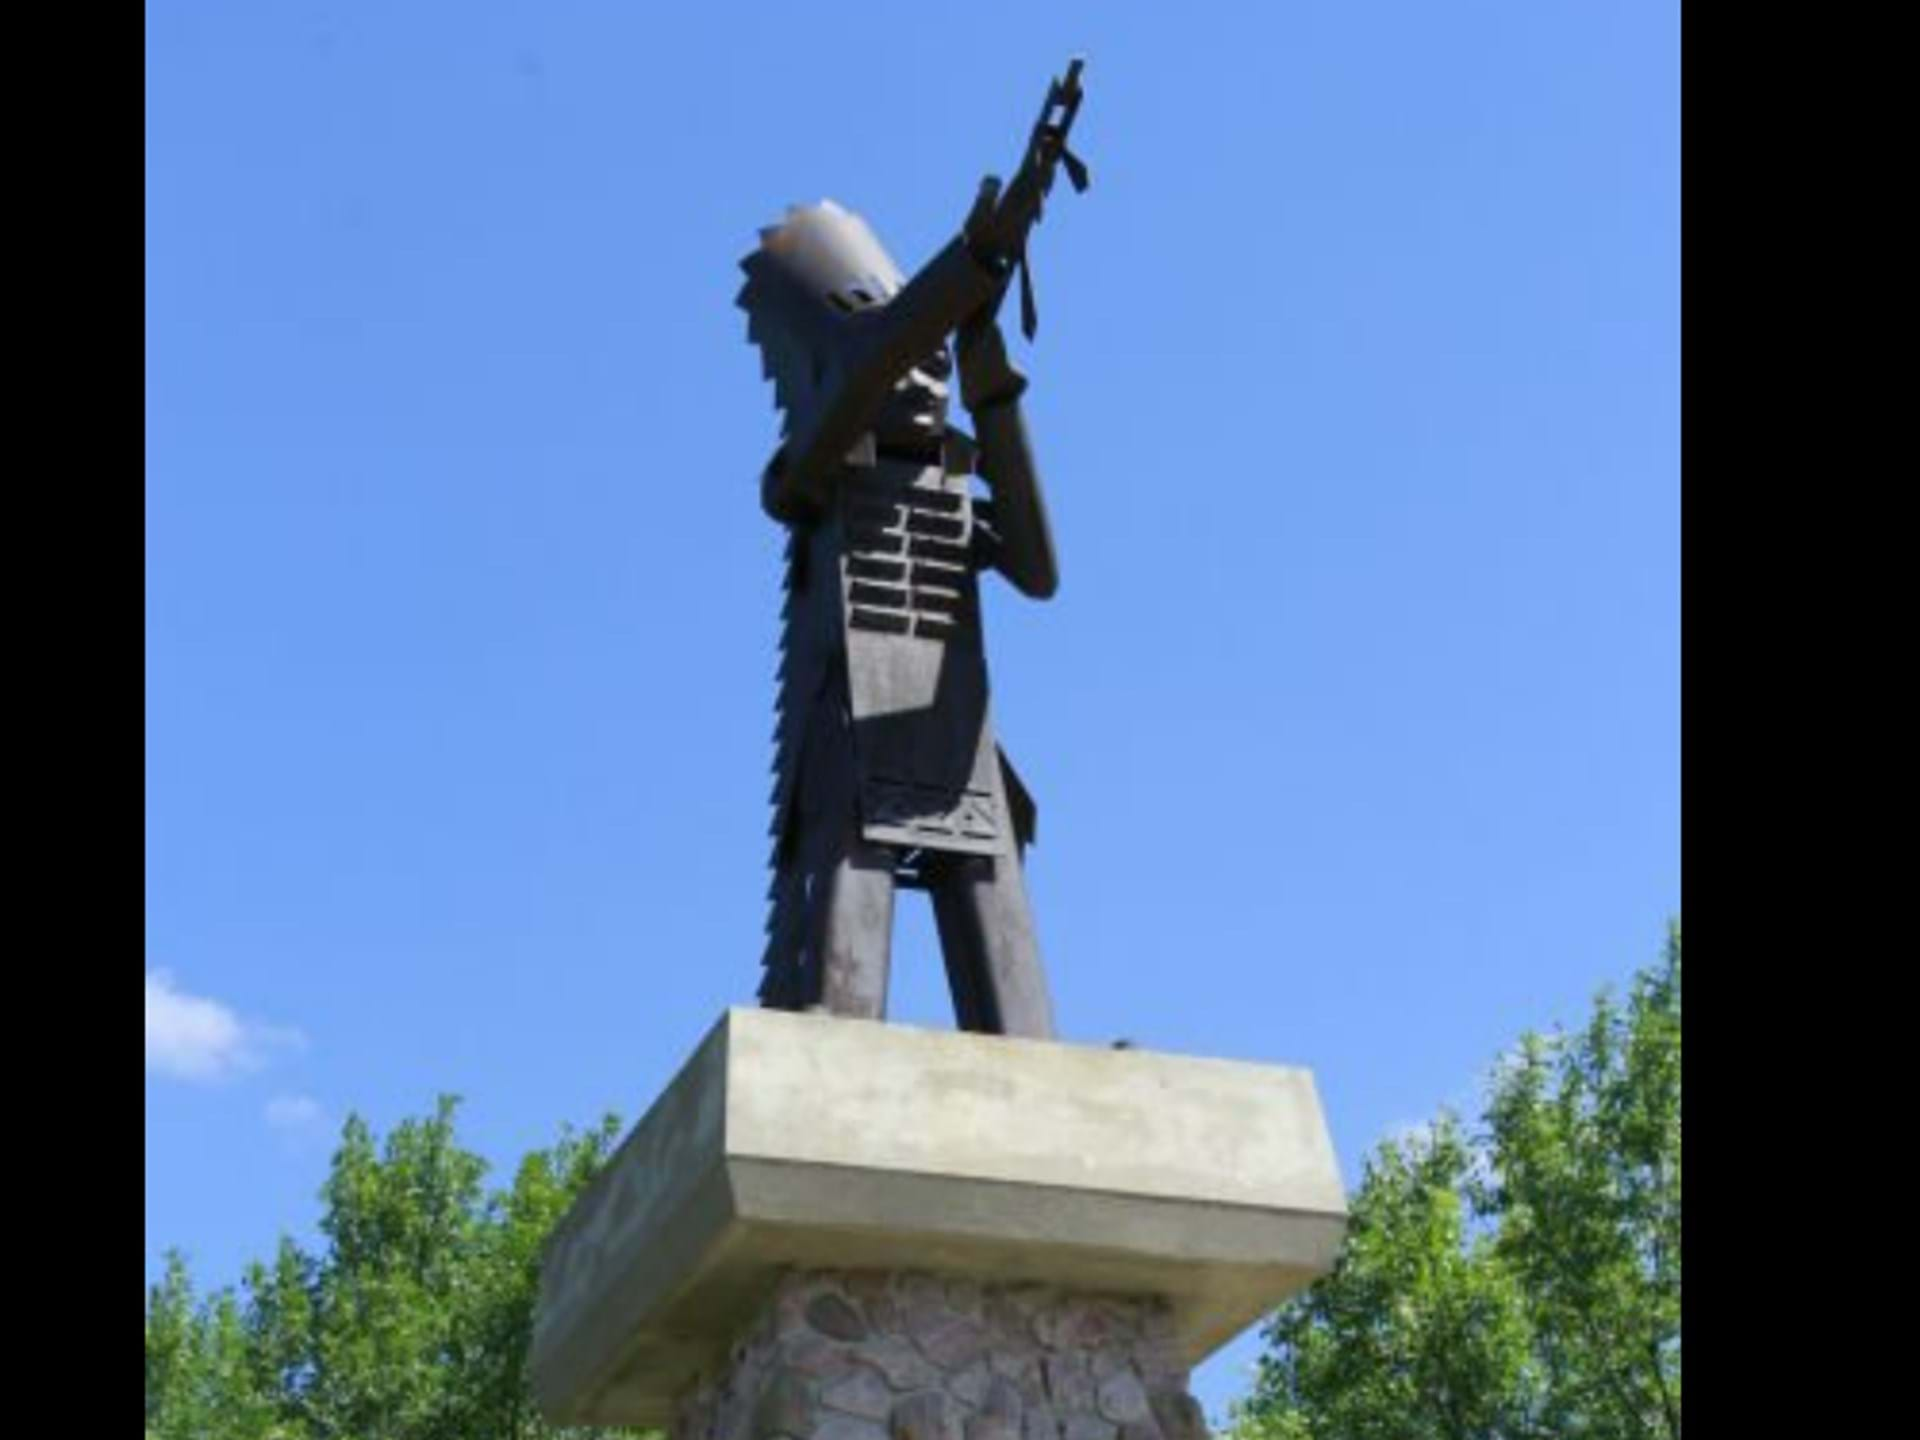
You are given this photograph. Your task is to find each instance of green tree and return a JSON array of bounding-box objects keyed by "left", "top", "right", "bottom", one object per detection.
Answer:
[
  {"left": 1233, "top": 924, "right": 1681, "bottom": 1440},
  {"left": 144, "top": 1097, "right": 638, "bottom": 1440},
  {"left": 148, "top": 1249, "right": 221, "bottom": 1439}
]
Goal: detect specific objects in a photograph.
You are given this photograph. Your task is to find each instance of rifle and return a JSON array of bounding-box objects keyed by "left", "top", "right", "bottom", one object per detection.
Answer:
[
  {"left": 964, "top": 57, "right": 1091, "bottom": 340},
  {"left": 768, "top": 61, "right": 1090, "bottom": 505}
]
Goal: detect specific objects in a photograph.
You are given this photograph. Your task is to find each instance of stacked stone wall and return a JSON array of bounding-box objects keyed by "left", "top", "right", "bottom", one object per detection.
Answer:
[{"left": 672, "top": 1271, "right": 1211, "bottom": 1440}]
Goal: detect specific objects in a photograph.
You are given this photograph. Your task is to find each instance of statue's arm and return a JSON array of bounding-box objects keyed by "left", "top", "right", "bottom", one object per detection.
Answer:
[
  {"left": 958, "top": 316, "right": 1058, "bottom": 600},
  {"left": 782, "top": 237, "right": 1003, "bottom": 508},
  {"left": 761, "top": 445, "right": 821, "bottom": 526}
]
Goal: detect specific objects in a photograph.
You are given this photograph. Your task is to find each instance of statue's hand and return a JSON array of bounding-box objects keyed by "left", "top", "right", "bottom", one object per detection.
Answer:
[{"left": 956, "top": 311, "right": 1026, "bottom": 413}]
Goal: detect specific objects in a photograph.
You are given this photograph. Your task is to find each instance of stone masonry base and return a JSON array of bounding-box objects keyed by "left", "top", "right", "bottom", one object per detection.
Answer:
[{"left": 671, "top": 1270, "right": 1213, "bottom": 1440}]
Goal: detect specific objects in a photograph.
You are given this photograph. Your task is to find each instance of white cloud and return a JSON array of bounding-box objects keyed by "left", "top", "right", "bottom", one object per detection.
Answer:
[
  {"left": 264, "top": 1093, "right": 326, "bottom": 1133},
  {"left": 145, "top": 970, "right": 304, "bottom": 1081}
]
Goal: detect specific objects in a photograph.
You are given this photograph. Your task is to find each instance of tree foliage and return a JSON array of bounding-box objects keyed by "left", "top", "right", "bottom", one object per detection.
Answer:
[
  {"left": 145, "top": 1097, "right": 642, "bottom": 1440},
  {"left": 1232, "top": 924, "right": 1681, "bottom": 1440}
]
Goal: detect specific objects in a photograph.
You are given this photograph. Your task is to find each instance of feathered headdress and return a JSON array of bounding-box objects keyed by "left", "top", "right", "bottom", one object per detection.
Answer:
[{"left": 736, "top": 201, "right": 907, "bottom": 441}]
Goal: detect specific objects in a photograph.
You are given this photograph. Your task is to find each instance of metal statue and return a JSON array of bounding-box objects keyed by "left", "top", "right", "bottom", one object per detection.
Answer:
[{"left": 737, "top": 60, "right": 1089, "bottom": 1039}]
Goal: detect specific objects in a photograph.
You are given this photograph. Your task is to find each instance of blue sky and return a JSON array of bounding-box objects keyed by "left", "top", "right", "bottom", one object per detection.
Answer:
[{"left": 146, "top": 0, "right": 1678, "bottom": 1418}]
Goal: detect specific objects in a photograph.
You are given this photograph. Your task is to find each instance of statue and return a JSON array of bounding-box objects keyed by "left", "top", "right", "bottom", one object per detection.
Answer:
[{"left": 737, "top": 61, "right": 1089, "bottom": 1039}]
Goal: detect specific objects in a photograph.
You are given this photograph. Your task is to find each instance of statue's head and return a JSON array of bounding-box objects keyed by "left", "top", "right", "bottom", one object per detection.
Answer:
[{"left": 738, "top": 202, "right": 950, "bottom": 451}]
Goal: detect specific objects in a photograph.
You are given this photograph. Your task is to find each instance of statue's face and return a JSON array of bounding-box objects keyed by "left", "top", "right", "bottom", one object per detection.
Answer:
[{"left": 872, "top": 345, "right": 952, "bottom": 448}]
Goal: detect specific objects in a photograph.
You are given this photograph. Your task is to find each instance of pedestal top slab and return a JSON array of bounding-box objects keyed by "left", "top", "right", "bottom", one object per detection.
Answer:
[{"left": 531, "top": 1008, "right": 1347, "bottom": 1428}]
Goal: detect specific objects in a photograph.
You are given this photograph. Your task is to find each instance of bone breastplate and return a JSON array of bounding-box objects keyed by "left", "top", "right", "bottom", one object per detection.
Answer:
[{"left": 832, "top": 451, "right": 1010, "bottom": 857}]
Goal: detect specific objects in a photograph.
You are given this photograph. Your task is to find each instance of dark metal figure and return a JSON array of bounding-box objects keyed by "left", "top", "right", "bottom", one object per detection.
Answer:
[{"left": 737, "top": 61, "right": 1089, "bottom": 1039}]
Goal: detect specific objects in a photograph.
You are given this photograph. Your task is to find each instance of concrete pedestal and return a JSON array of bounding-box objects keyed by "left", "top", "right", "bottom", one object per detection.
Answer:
[{"left": 531, "top": 1009, "right": 1346, "bottom": 1430}]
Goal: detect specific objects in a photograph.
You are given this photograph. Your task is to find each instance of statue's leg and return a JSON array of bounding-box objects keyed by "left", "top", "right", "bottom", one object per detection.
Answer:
[
  {"left": 927, "top": 852, "right": 1055, "bottom": 1039},
  {"left": 809, "top": 828, "right": 899, "bottom": 1021}
]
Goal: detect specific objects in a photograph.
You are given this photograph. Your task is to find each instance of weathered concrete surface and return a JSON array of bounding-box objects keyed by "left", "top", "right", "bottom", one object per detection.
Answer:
[{"left": 531, "top": 1009, "right": 1346, "bottom": 1428}]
